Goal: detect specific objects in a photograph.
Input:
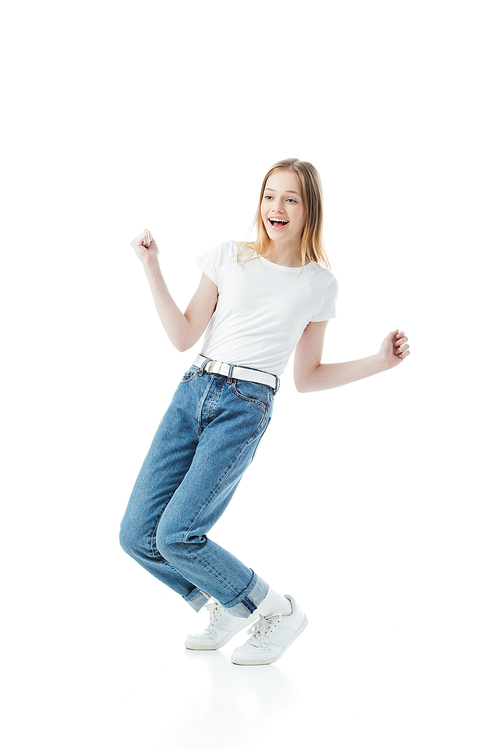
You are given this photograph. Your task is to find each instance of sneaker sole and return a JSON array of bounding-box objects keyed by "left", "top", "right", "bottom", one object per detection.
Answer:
[
  {"left": 230, "top": 614, "right": 309, "bottom": 666},
  {"left": 185, "top": 612, "right": 259, "bottom": 651}
]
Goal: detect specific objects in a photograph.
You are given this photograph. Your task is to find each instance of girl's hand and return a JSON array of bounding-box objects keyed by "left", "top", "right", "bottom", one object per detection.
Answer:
[
  {"left": 379, "top": 329, "right": 410, "bottom": 369},
  {"left": 130, "top": 229, "right": 159, "bottom": 265}
]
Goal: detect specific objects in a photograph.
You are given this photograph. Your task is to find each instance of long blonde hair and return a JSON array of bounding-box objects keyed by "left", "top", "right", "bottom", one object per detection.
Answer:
[{"left": 238, "top": 158, "right": 330, "bottom": 270}]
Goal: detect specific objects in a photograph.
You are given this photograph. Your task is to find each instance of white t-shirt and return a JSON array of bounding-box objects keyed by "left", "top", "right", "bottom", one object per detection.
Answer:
[{"left": 195, "top": 240, "right": 339, "bottom": 377}]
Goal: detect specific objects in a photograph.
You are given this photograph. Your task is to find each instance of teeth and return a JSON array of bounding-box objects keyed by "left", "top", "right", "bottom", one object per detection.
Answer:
[{"left": 270, "top": 218, "right": 288, "bottom": 224}]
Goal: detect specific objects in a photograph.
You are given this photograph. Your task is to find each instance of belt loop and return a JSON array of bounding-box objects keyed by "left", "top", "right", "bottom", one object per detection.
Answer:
[
  {"left": 198, "top": 356, "right": 211, "bottom": 375},
  {"left": 227, "top": 363, "right": 235, "bottom": 383},
  {"left": 274, "top": 376, "right": 280, "bottom": 394}
]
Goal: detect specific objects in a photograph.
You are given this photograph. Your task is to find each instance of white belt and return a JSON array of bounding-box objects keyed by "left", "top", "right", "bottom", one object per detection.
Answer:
[{"left": 193, "top": 355, "right": 279, "bottom": 391}]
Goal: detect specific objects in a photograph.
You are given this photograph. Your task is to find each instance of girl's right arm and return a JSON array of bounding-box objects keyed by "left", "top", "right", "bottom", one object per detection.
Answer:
[{"left": 130, "top": 229, "right": 218, "bottom": 352}]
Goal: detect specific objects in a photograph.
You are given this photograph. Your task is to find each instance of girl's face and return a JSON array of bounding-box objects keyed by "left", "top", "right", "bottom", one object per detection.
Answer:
[{"left": 261, "top": 169, "right": 306, "bottom": 245}]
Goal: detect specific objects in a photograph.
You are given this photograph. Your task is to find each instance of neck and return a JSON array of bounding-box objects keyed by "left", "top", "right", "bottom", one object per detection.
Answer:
[{"left": 264, "top": 239, "right": 305, "bottom": 268}]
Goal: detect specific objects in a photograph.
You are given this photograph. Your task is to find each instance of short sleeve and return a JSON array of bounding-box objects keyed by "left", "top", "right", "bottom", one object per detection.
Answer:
[
  {"left": 310, "top": 275, "right": 339, "bottom": 322},
  {"left": 195, "top": 243, "right": 224, "bottom": 286}
]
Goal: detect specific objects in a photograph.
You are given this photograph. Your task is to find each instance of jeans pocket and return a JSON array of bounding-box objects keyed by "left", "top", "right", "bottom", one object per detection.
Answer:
[
  {"left": 231, "top": 379, "right": 273, "bottom": 409},
  {"left": 179, "top": 365, "right": 198, "bottom": 384}
]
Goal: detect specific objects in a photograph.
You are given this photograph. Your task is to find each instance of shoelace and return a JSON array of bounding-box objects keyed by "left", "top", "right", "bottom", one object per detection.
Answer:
[
  {"left": 245, "top": 614, "right": 282, "bottom": 649},
  {"left": 203, "top": 602, "right": 225, "bottom": 632}
]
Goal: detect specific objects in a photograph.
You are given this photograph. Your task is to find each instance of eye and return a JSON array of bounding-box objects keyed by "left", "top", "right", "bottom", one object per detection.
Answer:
[
  {"left": 286, "top": 198, "right": 297, "bottom": 203},
  {"left": 264, "top": 195, "right": 273, "bottom": 200}
]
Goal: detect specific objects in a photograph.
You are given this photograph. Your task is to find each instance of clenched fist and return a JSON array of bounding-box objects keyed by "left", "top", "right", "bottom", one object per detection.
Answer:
[
  {"left": 130, "top": 229, "right": 159, "bottom": 265},
  {"left": 379, "top": 329, "right": 410, "bottom": 369}
]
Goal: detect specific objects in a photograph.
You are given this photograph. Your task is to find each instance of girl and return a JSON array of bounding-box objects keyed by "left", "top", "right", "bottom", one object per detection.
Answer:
[{"left": 120, "top": 158, "right": 410, "bottom": 666}]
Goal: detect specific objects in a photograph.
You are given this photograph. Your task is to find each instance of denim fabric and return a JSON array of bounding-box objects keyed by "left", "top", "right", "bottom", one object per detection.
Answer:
[{"left": 119, "top": 365, "right": 275, "bottom": 618}]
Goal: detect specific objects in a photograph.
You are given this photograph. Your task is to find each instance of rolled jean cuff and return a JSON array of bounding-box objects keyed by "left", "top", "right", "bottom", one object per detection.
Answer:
[
  {"left": 184, "top": 588, "right": 210, "bottom": 613},
  {"left": 223, "top": 571, "right": 269, "bottom": 619}
]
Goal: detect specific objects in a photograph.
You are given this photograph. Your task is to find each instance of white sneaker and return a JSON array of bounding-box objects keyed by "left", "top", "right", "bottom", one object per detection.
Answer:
[
  {"left": 185, "top": 601, "right": 259, "bottom": 651},
  {"left": 231, "top": 594, "right": 308, "bottom": 666}
]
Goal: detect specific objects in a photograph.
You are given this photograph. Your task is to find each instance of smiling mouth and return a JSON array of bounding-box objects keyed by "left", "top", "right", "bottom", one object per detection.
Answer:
[{"left": 268, "top": 218, "right": 289, "bottom": 229}]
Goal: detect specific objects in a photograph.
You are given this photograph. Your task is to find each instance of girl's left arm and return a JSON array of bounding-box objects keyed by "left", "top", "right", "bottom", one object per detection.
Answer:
[{"left": 294, "top": 321, "right": 410, "bottom": 393}]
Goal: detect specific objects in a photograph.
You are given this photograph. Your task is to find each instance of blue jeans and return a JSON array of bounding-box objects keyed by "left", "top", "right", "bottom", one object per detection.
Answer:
[{"left": 119, "top": 364, "right": 275, "bottom": 618}]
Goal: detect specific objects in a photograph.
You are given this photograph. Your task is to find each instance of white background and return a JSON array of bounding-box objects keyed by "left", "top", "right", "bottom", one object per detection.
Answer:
[{"left": 2, "top": 1, "right": 499, "bottom": 747}]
